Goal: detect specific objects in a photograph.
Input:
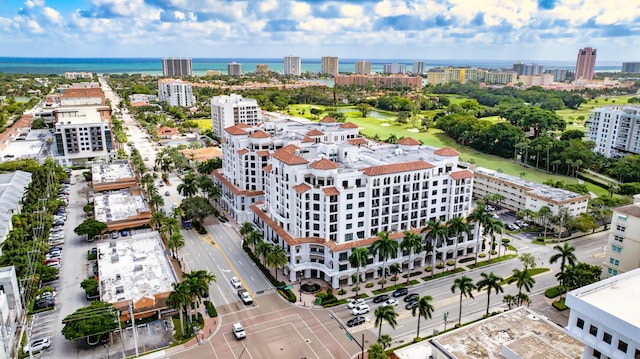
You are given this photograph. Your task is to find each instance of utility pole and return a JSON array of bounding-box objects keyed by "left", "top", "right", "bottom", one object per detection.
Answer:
[
  {"left": 328, "top": 313, "right": 365, "bottom": 359},
  {"left": 129, "top": 300, "right": 139, "bottom": 357}
]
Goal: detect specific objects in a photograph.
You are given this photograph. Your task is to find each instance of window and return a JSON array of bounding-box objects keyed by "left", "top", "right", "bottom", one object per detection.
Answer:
[
  {"left": 592, "top": 349, "right": 601, "bottom": 359},
  {"left": 359, "top": 192, "right": 365, "bottom": 198},
  {"left": 618, "top": 340, "right": 628, "bottom": 353},
  {"left": 589, "top": 325, "right": 598, "bottom": 336},
  {"left": 359, "top": 202, "right": 365, "bottom": 208},
  {"left": 358, "top": 212, "right": 365, "bottom": 218},
  {"left": 634, "top": 348, "right": 640, "bottom": 359},
  {"left": 339, "top": 252, "right": 347, "bottom": 261},
  {"left": 358, "top": 221, "right": 364, "bottom": 227},
  {"left": 345, "top": 233, "right": 353, "bottom": 241},
  {"left": 612, "top": 245, "right": 622, "bottom": 253},
  {"left": 347, "top": 204, "right": 353, "bottom": 210},
  {"left": 576, "top": 318, "right": 585, "bottom": 329},
  {"left": 347, "top": 194, "right": 353, "bottom": 200},
  {"left": 603, "top": 332, "right": 612, "bottom": 344},
  {"left": 346, "top": 224, "right": 352, "bottom": 229},
  {"left": 346, "top": 214, "right": 353, "bottom": 220}
]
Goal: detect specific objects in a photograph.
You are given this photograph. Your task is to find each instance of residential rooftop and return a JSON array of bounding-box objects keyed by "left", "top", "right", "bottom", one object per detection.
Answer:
[
  {"left": 97, "top": 232, "right": 177, "bottom": 303},
  {"left": 429, "top": 307, "right": 584, "bottom": 359}
]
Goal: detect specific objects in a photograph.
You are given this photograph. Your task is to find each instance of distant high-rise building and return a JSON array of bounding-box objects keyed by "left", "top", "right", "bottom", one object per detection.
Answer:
[
  {"left": 383, "top": 63, "right": 407, "bottom": 74},
  {"left": 256, "top": 64, "right": 269, "bottom": 73},
  {"left": 354, "top": 60, "right": 371, "bottom": 75},
  {"left": 227, "top": 62, "right": 242, "bottom": 76},
  {"left": 512, "top": 62, "right": 544, "bottom": 76},
  {"left": 413, "top": 61, "right": 425, "bottom": 74},
  {"left": 284, "top": 56, "right": 301, "bottom": 76},
  {"left": 575, "top": 47, "right": 597, "bottom": 80},
  {"left": 544, "top": 68, "right": 568, "bottom": 82},
  {"left": 321, "top": 56, "right": 339, "bottom": 75},
  {"left": 210, "top": 94, "right": 262, "bottom": 137},
  {"left": 622, "top": 62, "right": 640, "bottom": 73},
  {"left": 162, "top": 58, "right": 192, "bottom": 77},
  {"left": 158, "top": 79, "right": 194, "bottom": 107}
]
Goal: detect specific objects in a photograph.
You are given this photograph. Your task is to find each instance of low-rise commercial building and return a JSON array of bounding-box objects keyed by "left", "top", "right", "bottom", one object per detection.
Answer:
[
  {"left": 93, "top": 188, "right": 151, "bottom": 231},
  {"left": 91, "top": 161, "right": 137, "bottom": 192}
]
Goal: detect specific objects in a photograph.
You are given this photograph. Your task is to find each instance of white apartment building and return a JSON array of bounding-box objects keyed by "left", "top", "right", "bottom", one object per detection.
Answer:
[
  {"left": 473, "top": 167, "right": 590, "bottom": 218},
  {"left": 284, "top": 56, "right": 301, "bottom": 76},
  {"left": 161, "top": 57, "right": 192, "bottom": 77},
  {"left": 383, "top": 63, "right": 407, "bottom": 74},
  {"left": 602, "top": 197, "right": 640, "bottom": 278},
  {"left": 54, "top": 105, "right": 115, "bottom": 166},
  {"left": 412, "top": 61, "right": 425, "bottom": 75},
  {"left": 157, "top": 79, "right": 194, "bottom": 107},
  {"left": 214, "top": 118, "right": 477, "bottom": 288},
  {"left": 355, "top": 60, "right": 371, "bottom": 75},
  {"left": 321, "top": 56, "right": 339, "bottom": 75},
  {"left": 227, "top": 62, "right": 242, "bottom": 76},
  {"left": 0, "top": 266, "right": 23, "bottom": 359},
  {"left": 565, "top": 268, "right": 640, "bottom": 359},
  {"left": 587, "top": 105, "right": 640, "bottom": 158},
  {"left": 210, "top": 94, "right": 263, "bottom": 138}
]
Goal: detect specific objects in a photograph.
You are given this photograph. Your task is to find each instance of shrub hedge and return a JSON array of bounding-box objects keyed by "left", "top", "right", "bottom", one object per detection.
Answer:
[{"left": 545, "top": 287, "right": 562, "bottom": 298}]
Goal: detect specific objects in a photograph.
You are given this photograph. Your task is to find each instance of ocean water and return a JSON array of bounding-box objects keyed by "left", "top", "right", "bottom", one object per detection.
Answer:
[{"left": 0, "top": 57, "right": 623, "bottom": 75}]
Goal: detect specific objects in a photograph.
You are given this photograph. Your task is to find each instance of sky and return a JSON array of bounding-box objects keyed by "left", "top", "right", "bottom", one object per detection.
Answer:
[{"left": 0, "top": 0, "right": 639, "bottom": 61}]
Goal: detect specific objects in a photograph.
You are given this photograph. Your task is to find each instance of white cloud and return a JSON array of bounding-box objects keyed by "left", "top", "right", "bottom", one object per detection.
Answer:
[
  {"left": 290, "top": 1, "right": 312, "bottom": 18},
  {"left": 42, "top": 7, "right": 63, "bottom": 24},
  {"left": 24, "top": 0, "right": 45, "bottom": 9}
]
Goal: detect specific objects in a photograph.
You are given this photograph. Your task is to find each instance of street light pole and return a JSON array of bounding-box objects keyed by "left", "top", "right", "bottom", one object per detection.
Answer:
[
  {"left": 443, "top": 311, "right": 449, "bottom": 331},
  {"left": 298, "top": 273, "right": 303, "bottom": 303},
  {"left": 328, "top": 313, "right": 365, "bottom": 359}
]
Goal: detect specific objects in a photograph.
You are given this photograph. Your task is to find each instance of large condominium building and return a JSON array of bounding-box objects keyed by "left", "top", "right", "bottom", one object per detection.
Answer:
[
  {"left": 519, "top": 74, "right": 554, "bottom": 87},
  {"left": 334, "top": 74, "right": 423, "bottom": 90},
  {"left": 413, "top": 61, "right": 425, "bottom": 75},
  {"left": 383, "top": 63, "right": 407, "bottom": 74},
  {"left": 157, "top": 79, "right": 194, "bottom": 107},
  {"left": 602, "top": 198, "right": 640, "bottom": 278},
  {"left": 565, "top": 268, "right": 640, "bottom": 359},
  {"left": 512, "top": 62, "right": 544, "bottom": 76},
  {"left": 426, "top": 67, "right": 516, "bottom": 85},
  {"left": 575, "top": 47, "right": 597, "bottom": 80},
  {"left": 473, "top": 167, "right": 589, "bottom": 219},
  {"left": 227, "top": 62, "right": 242, "bottom": 76},
  {"left": 214, "top": 118, "right": 477, "bottom": 288},
  {"left": 354, "top": 60, "right": 371, "bottom": 75},
  {"left": 284, "top": 56, "right": 301, "bottom": 76},
  {"left": 622, "top": 62, "right": 640, "bottom": 73},
  {"left": 256, "top": 64, "right": 269, "bottom": 73},
  {"left": 210, "top": 94, "right": 262, "bottom": 138},
  {"left": 544, "top": 68, "right": 568, "bottom": 82},
  {"left": 161, "top": 57, "right": 192, "bottom": 77},
  {"left": 586, "top": 105, "right": 640, "bottom": 158},
  {"left": 321, "top": 56, "right": 339, "bottom": 75}
]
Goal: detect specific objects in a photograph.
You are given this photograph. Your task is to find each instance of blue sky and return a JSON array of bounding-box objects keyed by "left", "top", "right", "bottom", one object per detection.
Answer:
[{"left": 0, "top": 0, "right": 639, "bottom": 61}]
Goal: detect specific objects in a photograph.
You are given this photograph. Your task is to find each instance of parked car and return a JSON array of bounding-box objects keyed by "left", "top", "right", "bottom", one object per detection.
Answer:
[
  {"left": 392, "top": 288, "right": 408, "bottom": 297},
  {"left": 347, "top": 298, "right": 366, "bottom": 309},
  {"left": 232, "top": 323, "right": 246, "bottom": 339},
  {"left": 164, "top": 191, "right": 171, "bottom": 196},
  {"left": 46, "top": 262, "right": 61, "bottom": 269},
  {"left": 23, "top": 338, "right": 51, "bottom": 353},
  {"left": 48, "top": 239, "right": 64, "bottom": 246},
  {"left": 384, "top": 298, "right": 399, "bottom": 306},
  {"left": 347, "top": 316, "right": 366, "bottom": 327},
  {"left": 48, "top": 246, "right": 62, "bottom": 252},
  {"left": 111, "top": 232, "right": 119, "bottom": 239},
  {"left": 351, "top": 304, "right": 370, "bottom": 316},
  {"left": 230, "top": 277, "right": 242, "bottom": 289},
  {"left": 515, "top": 220, "right": 528, "bottom": 228},
  {"left": 373, "top": 294, "right": 389, "bottom": 303},
  {"left": 405, "top": 300, "right": 419, "bottom": 310},
  {"left": 404, "top": 293, "right": 419, "bottom": 302},
  {"left": 506, "top": 223, "right": 519, "bottom": 231}
]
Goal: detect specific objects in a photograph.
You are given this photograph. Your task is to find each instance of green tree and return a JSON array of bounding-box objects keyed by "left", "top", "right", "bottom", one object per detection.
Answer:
[
  {"left": 183, "top": 270, "right": 216, "bottom": 320},
  {"left": 180, "top": 196, "right": 215, "bottom": 228},
  {"left": 467, "top": 204, "right": 493, "bottom": 265},
  {"left": 177, "top": 172, "right": 199, "bottom": 198},
  {"left": 538, "top": 206, "right": 552, "bottom": 240},
  {"left": 168, "top": 232, "right": 186, "bottom": 258},
  {"left": 367, "top": 343, "right": 389, "bottom": 359},
  {"left": 374, "top": 304, "right": 399, "bottom": 339},
  {"left": 370, "top": 231, "right": 399, "bottom": 289},
  {"left": 167, "top": 282, "right": 191, "bottom": 337},
  {"left": 349, "top": 247, "right": 369, "bottom": 297},
  {"left": 503, "top": 294, "right": 517, "bottom": 310},
  {"left": 61, "top": 301, "right": 118, "bottom": 341},
  {"left": 255, "top": 241, "right": 273, "bottom": 266},
  {"left": 150, "top": 211, "right": 166, "bottom": 230},
  {"left": 451, "top": 275, "right": 476, "bottom": 326},
  {"left": 357, "top": 103, "right": 372, "bottom": 117},
  {"left": 484, "top": 218, "right": 504, "bottom": 261},
  {"left": 245, "top": 229, "right": 263, "bottom": 252},
  {"left": 549, "top": 242, "right": 577, "bottom": 287},
  {"left": 240, "top": 222, "right": 255, "bottom": 241},
  {"left": 74, "top": 218, "right": 107, "bottom": 240},
  {"left": 80, "top": 277, "right": 99, "bottom": 298},
  {"left": 421, "top": 219, "right": 449, "bottom": 277},
  {"left": 519, "top": 253, "right": 536, "bottom": 271},
  {"left": 412, "top": 295, "right": 434, "bottom": 339},
  {"left": 447, "top": 216, "right": 471, "bottom": 270},
  {"left": 512, "top": 268, "right": 536, "bottom": 304},
  {"left": 265, "top": 245, "right": 289, "bottom": 281},
  {"left": 476, "top": 272, "right": 504, "bottom": 316},
  {"left": 400, "top": 231, "right": 422, "bottom": 283}
]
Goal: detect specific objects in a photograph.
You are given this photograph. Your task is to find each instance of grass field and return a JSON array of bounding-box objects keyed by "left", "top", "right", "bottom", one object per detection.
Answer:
[
  {"left": 191, "top": 119, "right": 212, "bottom": 130},
  {"left": 557, "top": 95, "right": 633, "bottom": 132}
]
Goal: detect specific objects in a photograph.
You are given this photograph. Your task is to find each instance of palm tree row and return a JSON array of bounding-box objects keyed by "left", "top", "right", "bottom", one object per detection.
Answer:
[
  {"left": 166, "top": 270, "right": 216, "bottom": 337},
  {"left": 241, "top": 222, "right": 289, "bottom": 280}
]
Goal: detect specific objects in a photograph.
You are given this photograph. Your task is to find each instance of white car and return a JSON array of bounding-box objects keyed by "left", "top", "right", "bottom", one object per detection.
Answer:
[
  {"left": 24, "top": 338, "right": 51, "bottom": 353},
  {"left": 351, "top": 304, "right": 370, "bottom": 316},
  {"left": 232, "top": 323, "right": 246, "bottom": 339},
  {"left": 230, "top": 277, "right": 242, "bottom": 289},
  {"left": 384, "top": 298, "right": 399, "bottom": 307},
  {"left": 347, "top": 298, "right": 366, "bottom": 309}
]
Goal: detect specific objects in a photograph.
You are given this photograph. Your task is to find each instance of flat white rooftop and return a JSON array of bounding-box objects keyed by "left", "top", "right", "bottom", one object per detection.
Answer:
[
  {"left": 97, "top": 232, "right": 176, "bottom": 303},
  {"left": 94, "top": 188, "right": 148, "bottom": 223},
  {"left": 92, "top": 161, "right": 135, "bottom": 185}
]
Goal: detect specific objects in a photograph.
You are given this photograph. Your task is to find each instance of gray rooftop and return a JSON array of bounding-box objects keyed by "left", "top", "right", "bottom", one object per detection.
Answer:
[
  {"left": 94, "top": 189, "right": 149, "bottom": 223},
  {"left": 91, "top": 161, "right": 135, "bottom": 185}
]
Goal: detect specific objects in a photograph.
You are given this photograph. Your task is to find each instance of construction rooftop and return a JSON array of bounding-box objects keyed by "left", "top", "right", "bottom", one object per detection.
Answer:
[
  {"left": 94, "top": 188, "right": 149, "bottom": 223},
  {"left": 429, "top": 307, "right": 584, "bottom": 359},
  {"left": 97, "top": 232, "right": 176, "bottom": 303}
]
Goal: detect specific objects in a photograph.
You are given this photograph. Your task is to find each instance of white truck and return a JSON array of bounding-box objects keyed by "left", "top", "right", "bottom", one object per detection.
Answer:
[{"left": 232, "top": 323, "right": 246, "bottom": 339}]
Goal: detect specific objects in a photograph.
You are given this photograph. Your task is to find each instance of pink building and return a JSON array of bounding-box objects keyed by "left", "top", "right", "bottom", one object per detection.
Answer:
[{"left": 575, "top": 47, "right": 597, "bottom": 80}]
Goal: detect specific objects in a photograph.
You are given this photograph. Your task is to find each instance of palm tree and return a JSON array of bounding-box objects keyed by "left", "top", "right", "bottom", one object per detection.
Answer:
[
  {"left": 160, "top": 216, "right": 180, "bottom": 237},
  {"left": 412, "top": 295, "right": 434, "bottom": 339},
  {"left": 167, "top": 282, "right": 191, "bottom": 336},
  {"left": 245, "top": 229, "right": 263, "bottom": 253},
  {"left": 519, "top": 253, "right": 536, "bottom": 271},
  {"left": 483, "top": 218, "right": 503, "bottom": 262},
  {"left": 421, "top": 220, "right": 448, "bottom": 277},
  {"left": 400, "top": 230, "right": 423, "bottom": 283},
  {"left": 149, "top": 193, "right": 165, "bottom": 211},
  {"left": 550, "top": 242, "right": 577, "bottom": 287},
  {"left": 512, "top": 268, "right": 536, "bottom": 302},
  {"left": 503, "top": 294, "right": 516, "bottom": 310},
  {"left": 476, "top": 272, "right": 504, "bottom": 316},
  {"left": 177, "top": 173, "right": 199, "bottom": 198},
  {"left": 515, "top": 293, "right": 530, "bottom": 307},
  {"left": 389, "top": 263, "right": 401, "bottom": 280},
  {"left": 447, "top": 216, "right": 471, "bottom": 270},
  {"left": 349, "top": 247, "right": 369, "bottom": 297},
  {"left": 150, "top": 211, "right": 166, "bottom": 230},
  {"left": 183, "top": 270, "right": 216, "bottom": 321},
  {"left": 467, "top": 204, "right": 493, "bottom": 265},
  {"left": 451, "top": 276, "right": 476, "bottom": 326},
  {"left": 370, "top": 231, "right": 399, "bottom": 289},
  {"left": 141, "top": 173, "right": 155, "bottom": 190},
  {"left": 255, "top": 241, "right": 273, "bottom": 266},
  {"left": 374, "top": 304, "right": 399, "bottom": 339},
  {"left": 538, "top": 206, "right": 552, "bottom": 240},
  {"left": 265, "top": 245, "right": 289, "bottom": 280},
  {"left": 240, "top": 222, "right": 255, "bottom": 241},
  {"left": 168, "top": 232, "right": 185, "bottom": 258}
]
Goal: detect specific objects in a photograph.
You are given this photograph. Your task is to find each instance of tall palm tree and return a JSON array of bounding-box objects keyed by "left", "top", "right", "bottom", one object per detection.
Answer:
[
  {"left": 168, "top": 232, "right": 185, "bottom": 258},
  {"left": 483, "top": 218, "right": 503, "bottom": 262},
  {"left": 370, "top": 231, "right": 399, "bottom": 289},
  {"left": 349, "top": 247, "right": 369, "bottom": 297},
  {"left": 150, "top": 211, "right": 166, "bottom": 230},
  {"left": 412, "top": 295, "right": 434, "bottom": 339},
  {"left": 451, "top": 275, "right": 476, "bottom": 326},
  {"left": 177, "top": 173, "right": 199, "bottom": 198},
  {"left": 550, "top": 242, "right": 577, "bottom": 287},
  {"left": 255, "top": 241, "right": 273, "bottom": 266},
  {"left": 160, "top": 216, "right": 180, "bottom": 237},
  {"left": 476, "top": 272, "right": 504, "bottom": 316},
  {"left": 374, "top": 304, "right": 399, "bottom": 339},
  {"left": 183, "top": 270, "right": 216, "bottom": 321},
  {"left": 245, "top": 229, "right": 263, "bottom": 253},
  {"left": 447, "top": 216, "right": 471, "bottom": 270},
  {"left": 389, "top": 263, "right": 401, "bottom": 279},
  {"left": 421, "top": 220, "right": 448, "bottom": 277},
  {"left": 512, "top": 268, "right": 536, "bottom": 302},
  {"left": 400, "top": 231, "right": 423, "bottom": 283},
  {"left": 167, "top": 282, "right": 191, "bottom": 336},
  {"left": 538, "top": 206, "right": 552, "bottom": 240},
  {"left": 141, "top": 173, "right": 155, "bottom": 190},
  {"left": 266, "top": 245, "right": 289, "bottom": 280},
  {"left": 466, "top": 204, "right": 493, "bottom": 265},
  {"left": 519, "top": 253, "right": 536, "bottom": 271},
  {"left": 149, "top": 193, "right": 165, "bottom": 211},
  {"left": 240, "top": 222, "right": 255, "bottom": 241}
]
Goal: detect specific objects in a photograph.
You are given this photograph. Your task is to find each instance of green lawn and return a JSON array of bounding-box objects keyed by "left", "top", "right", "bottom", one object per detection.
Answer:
[
  {"left": 191, "top": 119, "right": 212, "bottom": 130},
  {"left": 556, "top": 95, "right": 634, "bottom": 132}
]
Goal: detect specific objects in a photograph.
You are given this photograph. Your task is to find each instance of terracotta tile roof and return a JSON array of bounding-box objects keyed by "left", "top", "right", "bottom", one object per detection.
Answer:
[
  {"left": 263, "top": 164, "right": 272, "bottom": 172},
  {"left": 224, "top": 125, "right": 249, "bottom": 135},
  {"left": 397, "top": 137, "right": 420, "bottom": 146},
  {"left": 250, "top": 204, "right": 294, "bottom": 243},
  {"left": 434, "top": 147, "right": 460, "bottom": 156},
  {"left": 235, "top": 123, "right": 252, "bottom": 129},
  {"left": 362, "top": 160, "right": 434, "bottom": 176},
  {"left": 306, "top": 129, "right": 324, "bottom": 136},
  {"left": 158, "top": 126, "right": 180, "bottom": 137},
  {"left": 249, "top": 130, "right": 271, "bottom": 138},
  {"left": 256, "top": 150, "right": 270, "bottom": 157},
  {"left": 310, "top": 158, "right": 340, "bottom": 170},
  {"left": 450, "top": 170, "right": 474, "bottom": 180},
  {"left": 322, "top": 186, "right": 340, "bottom": 196},
  {"left": 213, "top": 169, "right": 264, "bottom": 196},
  {"left": 302, "top": 136, "right": 316, "bottom": 143},
  {"left": 272, "top": 148, "right": 309, "bottom": 165},
  {"left": 340, "top": 122, "right": 359, "bottom": 129},
  {"left": 282, "top": 144, "right": 301, "bottom": 153},
  {"left": 293, "top": 183, "right": 312, "bottom": 193},
  {"left": 320, "top": 116, "right": 337, "bottom": 123},
  {"left": 237, "top": 149, "right": 249, "bottom": 156},
  {"left": 348, "top": 138, "right": 367, "bottom": 145}
]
